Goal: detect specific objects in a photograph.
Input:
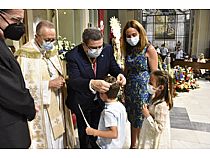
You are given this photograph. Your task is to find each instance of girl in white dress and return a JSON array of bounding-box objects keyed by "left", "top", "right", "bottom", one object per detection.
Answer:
[{"left": 137, "top": 70, "right": 173, "bottom": 149}]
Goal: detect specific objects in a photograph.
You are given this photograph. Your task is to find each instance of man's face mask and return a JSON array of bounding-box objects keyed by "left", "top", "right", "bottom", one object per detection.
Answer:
[
  {"left": 126, "top": 36, "right": 139, "bottom": 46},
  {"left": 42, "top": 40, "right": 54, "bottom": 51},
  {"left": 0, "top": 13, "right": 25, "bottom": 41},
  {"left": 87, "top": 47, "right": 103, "bottom": 58}
]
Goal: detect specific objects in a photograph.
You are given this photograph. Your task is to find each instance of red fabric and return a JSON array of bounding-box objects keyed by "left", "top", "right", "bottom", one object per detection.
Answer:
[
  {"left": 98, "top": 9, "right": 104, "bottom": 34},
  {"left": 72, "top": 113, "right": 77, "bottom": 128},
  {"left": 98, "top": 9, "right": 104, "bottom": 27},
  {"left": 93, "top": 62, "right": 97, "bottom": 76}
]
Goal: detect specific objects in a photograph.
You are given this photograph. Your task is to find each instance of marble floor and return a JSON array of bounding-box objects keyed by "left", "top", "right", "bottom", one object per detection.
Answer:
[{"left": 170, "top": 79, "right": 210, "bottom": 148}]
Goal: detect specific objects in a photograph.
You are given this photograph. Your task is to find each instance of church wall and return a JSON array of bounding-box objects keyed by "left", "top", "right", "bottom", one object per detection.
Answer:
[
  {"left": 10, "top": 9, "right": 210, "bottom": 59},
  {"left": 192, "top": 9, "right": 210, "bottom": 58},
  {"left": 57, "top": 10, "right": 75, "bottom": 43}
]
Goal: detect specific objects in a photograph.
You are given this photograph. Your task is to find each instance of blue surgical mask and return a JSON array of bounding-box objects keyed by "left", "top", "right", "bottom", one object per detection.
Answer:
[
  {"left": 87, "top": 47, "right": 103, "bottom": 58},
  {"left": 42, "top": 41, "right": 54, "bottom": 51},
  {"left": 126, "top": 36, "right": 139, "bottom": 46}
]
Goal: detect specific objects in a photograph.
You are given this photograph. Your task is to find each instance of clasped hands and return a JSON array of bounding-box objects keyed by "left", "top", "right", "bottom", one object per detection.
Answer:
[
  {"left": 91, "top": 74, "right": 126, "bottom": 93},
  {"left": 49, "top": 76, "right": 65, "bottom": 90}
]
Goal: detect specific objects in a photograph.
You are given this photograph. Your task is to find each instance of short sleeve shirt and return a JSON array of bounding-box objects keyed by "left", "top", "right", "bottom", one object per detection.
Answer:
[{"left": 96, "top": 101, "right": 127, "bottom": 149}]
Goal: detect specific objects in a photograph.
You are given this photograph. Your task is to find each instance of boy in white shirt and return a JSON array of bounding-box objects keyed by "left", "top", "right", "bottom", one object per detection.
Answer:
[{"left": 86, "top": 76, "right": 128, "bottom": 149}]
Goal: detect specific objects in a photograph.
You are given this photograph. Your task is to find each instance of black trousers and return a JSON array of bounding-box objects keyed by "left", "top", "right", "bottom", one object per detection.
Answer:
[
  {"left": 161, "top": 55, "right": 167, "bottom": 62},
  {"left": 74, "top": 103, "right": 102, "bottom": 149}
]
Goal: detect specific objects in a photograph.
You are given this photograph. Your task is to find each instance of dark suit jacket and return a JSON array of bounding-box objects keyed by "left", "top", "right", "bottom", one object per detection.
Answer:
[
  {"left": 65, "top": 43, "right": 122, "bottom": 113},
  {"left": 0, "top": 38, "right": 36, "bottom": 148}
]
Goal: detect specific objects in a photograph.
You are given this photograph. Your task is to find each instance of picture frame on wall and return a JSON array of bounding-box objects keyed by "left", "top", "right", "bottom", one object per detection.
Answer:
[{"left": 155, "top": 15, "right": 176, "bottom": 39}]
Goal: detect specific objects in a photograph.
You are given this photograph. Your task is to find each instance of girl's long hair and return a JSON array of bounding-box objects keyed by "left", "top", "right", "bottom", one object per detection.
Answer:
[{"left": 151, "top": 70, "right": 173, "bottom": 110}]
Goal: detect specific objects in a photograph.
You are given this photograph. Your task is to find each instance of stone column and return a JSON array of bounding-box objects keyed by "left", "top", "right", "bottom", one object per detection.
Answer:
[
  {"left": 57, "top": 9, "right": 75, "bottom": 42},
  {"left": 74, "top": 9, "right": 89, "bottom": 45}
]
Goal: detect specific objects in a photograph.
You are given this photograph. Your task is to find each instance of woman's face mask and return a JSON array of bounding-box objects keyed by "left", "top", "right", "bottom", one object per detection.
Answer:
[
  {"left": 87, "top": 47, "right": 103, "bottom": 58},
  {"left": 42, "top": 41, "right": 54, "bottom": 51},
  {"left": 126, "top": 35, "right": 139, "bottom": 46}
]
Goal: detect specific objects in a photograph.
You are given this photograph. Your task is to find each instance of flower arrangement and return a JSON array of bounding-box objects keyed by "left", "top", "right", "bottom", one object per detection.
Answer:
[
  {"left": 56, "top": 36, "right": 75, "bottom": 60},
  {"left": 173, "top": 65, "right": 199, "bottom": 92}
]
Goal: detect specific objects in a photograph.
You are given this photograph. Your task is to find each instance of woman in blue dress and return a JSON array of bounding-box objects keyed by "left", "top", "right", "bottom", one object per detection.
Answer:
[{"left": 121, "top": 20, "right": 158, "bottom": 148}]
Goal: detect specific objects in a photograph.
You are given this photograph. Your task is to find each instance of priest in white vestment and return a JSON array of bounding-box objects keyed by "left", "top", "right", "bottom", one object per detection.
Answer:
[{"left": 15, "top": 20, "right": 75, "bottom": 149}]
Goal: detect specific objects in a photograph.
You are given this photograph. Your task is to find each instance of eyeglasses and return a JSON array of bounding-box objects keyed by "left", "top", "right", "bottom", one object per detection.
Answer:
[
  {"left": 0, "top": 11, "right": 24, "bottom": 24},
  {"left": 37, "top": 34, "right": 56, "bottom": 43},
  {"left": 85, "top": 43, "right": 103, "bottom": 50},
  {"left": 43, "top": 38, "right": 56, "bottom": 43}
]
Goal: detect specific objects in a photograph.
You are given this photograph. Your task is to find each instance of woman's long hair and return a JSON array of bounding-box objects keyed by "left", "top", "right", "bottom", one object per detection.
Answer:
[{"left": 121, "top": 20, "right": 149, "bottom": 56}]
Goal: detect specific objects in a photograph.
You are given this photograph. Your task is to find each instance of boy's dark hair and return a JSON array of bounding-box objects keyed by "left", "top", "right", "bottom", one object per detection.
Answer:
[{"left": 104, "top": 76, "right": 120, "bottom": 100}]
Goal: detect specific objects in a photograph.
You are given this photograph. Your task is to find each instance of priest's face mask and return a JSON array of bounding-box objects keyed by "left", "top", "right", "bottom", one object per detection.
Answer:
[{"left": 36, "top": 26, "right": 56, "bottom": 51}]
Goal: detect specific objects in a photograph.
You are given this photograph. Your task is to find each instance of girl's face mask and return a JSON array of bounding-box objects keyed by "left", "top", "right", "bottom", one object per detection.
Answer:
[
  {"left": 147, "top": 83, "right": 157, "bottom": 95},
  {"left": 147, "top": 83, "right": 162, "bottom": 95}
]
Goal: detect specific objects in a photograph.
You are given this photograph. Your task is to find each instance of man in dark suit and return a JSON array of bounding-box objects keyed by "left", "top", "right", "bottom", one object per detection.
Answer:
[
  {"left": 0, "top": 9, "right": 36, "bottom": 148},
  {"left": 65, "top": 28, "right": 126, "bottom": 148}
]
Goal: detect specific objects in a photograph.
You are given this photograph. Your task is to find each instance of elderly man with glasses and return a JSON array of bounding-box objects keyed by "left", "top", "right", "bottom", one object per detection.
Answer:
[
  {"left": 65, "top": 28, "right": 126, "bottom": 148},
  {"left": 0, "top": 9, "right": 36, "bottom": 148},
  {"left": 15, "top": 20, "right": 75, "bottom": 149}
]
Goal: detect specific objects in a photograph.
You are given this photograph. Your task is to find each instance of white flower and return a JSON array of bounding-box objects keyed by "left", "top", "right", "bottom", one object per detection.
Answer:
[{"left": 109, "top": 16, "right": 121, "bottom": 41}]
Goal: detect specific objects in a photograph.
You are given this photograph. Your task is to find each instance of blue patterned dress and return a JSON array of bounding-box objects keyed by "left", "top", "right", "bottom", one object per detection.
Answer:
[{"left": 125, "top": 46, "right": 151, "bottom": 128}]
